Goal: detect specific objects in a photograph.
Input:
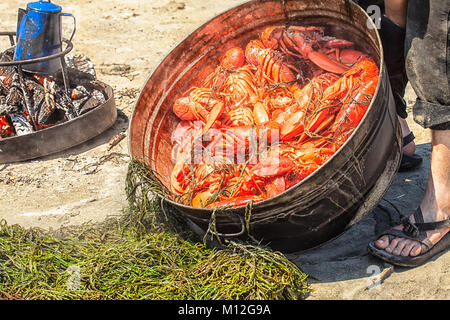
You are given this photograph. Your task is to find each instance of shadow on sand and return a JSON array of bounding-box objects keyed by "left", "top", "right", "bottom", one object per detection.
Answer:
[{"left": 289, "top": 143, "right": 444, "bottom": 284}]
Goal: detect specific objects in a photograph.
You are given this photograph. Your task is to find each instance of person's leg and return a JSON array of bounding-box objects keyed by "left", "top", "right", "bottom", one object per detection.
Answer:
[
  {"left": 384, "top": 0, "right": 408, "bottom": 27},
  {"left": 380, "top": 0, "right": 420, "bottom": 162},
  {"left": 398, "top": 117, "right": 415, "bottom": 156},
  {"left": 373, "top": 0, "right": 450, "bottom": 259},
  {"left": 375, "top": 129, "right": 450, "bottom": 257}
]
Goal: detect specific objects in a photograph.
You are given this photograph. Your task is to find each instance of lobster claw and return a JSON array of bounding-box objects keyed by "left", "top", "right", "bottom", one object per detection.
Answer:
[
  {"left": 192, "top": 188, "right": 216, "bottom": 208},
  {"left": 265, "top": 176, "right": 287, "bottom": 198},
  {"left": 307, "top": 51, "right": 350, "bottom": 74},
  {"left": 201, "top": 100, "right": 224, "bottom": 135},
  {"left": 307, "top": 107, "right": 335, "bottom": 133},
  {"left": 279, "top": 109, "right": 305, "bottom": 141},
  {"left": 260, "top": 26, "right": 282, "bottom": 50},
  {"left": 251, "top": 156, "right": 295, "bottom": 178},
  {"left": 281, "top": 26, "right": 352, "bottom": 74},
  {"left": 334, "top": 49, "right": 368, "bottom": 65},
  {"left": 253, "top": 101, "right": 270, "bottom": 125}
]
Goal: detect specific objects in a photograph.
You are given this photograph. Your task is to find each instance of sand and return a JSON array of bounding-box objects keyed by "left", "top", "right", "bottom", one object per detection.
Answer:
[{"left": 0, "top": 0, "right": 447, "bottom": 300}]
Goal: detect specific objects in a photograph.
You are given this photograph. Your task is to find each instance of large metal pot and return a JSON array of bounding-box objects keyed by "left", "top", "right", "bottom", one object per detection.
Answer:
[{"left": 129, "top": 0, "right": 402, "bottom": 253}]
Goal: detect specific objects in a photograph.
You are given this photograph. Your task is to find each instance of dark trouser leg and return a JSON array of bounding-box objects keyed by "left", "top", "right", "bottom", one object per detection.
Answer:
[
  {"left": 405, "top": 0, "right": 450, "bottom": 130},
  {"left": 380, "top": 14, "right": 409, "bottom": 119},
  {"left": 356, "top": 1, "right": 408, "bottom": 118},
  {"left": 380, "top": 8, "right": 423, "bottom": 171}
]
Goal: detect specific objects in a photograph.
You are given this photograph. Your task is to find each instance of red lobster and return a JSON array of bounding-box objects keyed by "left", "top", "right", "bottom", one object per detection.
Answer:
[
  {"left": 168, "top": 25, "right": 380, "bottom": 209},
  {"left": 245, "top": 40, "right": 298, "bottom": 84},
  {"left": 260, "top": 26, "right": 365, "bottom": 74}
]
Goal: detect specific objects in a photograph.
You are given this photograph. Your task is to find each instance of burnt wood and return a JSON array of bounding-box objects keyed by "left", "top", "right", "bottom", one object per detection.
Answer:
[{"left": 0, "top": 84, "right": 116, "bottom": 163}]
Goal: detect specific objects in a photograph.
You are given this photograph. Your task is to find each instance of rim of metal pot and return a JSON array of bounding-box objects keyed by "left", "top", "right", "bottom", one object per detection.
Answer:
[{"left": 129, "top": 0, "right": 386, "bottom": 213}]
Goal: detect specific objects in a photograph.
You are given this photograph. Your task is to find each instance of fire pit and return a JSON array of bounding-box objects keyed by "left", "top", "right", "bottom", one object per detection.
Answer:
[
  {"left": 129, "top": 0, "right": 402, "bottom": 252},
  {"left": 0, "top": 31, "right": 116, "bottom": 163}
]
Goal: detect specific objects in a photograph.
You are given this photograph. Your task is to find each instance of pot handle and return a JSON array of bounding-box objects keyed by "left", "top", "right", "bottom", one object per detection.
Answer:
[
  {"left": 213, "top": 213, "right": 246, "bottom": 238},
  {"left": 60, "top": 12, "right": 76, "bottom": 42}
]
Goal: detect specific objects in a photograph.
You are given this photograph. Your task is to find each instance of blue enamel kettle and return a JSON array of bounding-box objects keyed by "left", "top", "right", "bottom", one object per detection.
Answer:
[{"left": 14, "top": 0, "right": 76, "bottom": 74}]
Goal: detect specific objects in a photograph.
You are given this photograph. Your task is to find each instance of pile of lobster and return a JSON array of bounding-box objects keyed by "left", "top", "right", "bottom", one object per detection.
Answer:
[{"left": 169, "top": 25, "right": 379, "bottom": 208}]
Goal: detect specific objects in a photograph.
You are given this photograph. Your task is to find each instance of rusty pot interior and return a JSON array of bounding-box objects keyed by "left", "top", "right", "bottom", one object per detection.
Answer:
[{"left": 129, "top": 0, "right": 381, "bottom": 198}]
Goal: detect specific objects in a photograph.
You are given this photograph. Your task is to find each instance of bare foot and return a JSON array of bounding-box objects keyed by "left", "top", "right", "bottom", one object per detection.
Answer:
[{"left": 375, "top": 129, "right": 450, "bottom": 257}]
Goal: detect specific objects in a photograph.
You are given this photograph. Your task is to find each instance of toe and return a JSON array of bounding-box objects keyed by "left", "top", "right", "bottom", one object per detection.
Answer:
[
  {"left": 393, "top": 239, "right": 407, "bottom": 256},
  {"left": 400, "top": 240, "right": 415, "bottom": 257},
  {"left": 375, "top": 235, "right": 390, "bottom": 249},
  {"left": 385, "top": 238, "right": 400, "bottom": 253},
  {"left": 409, "top": 243, "right": 423, "bottom": 257}
]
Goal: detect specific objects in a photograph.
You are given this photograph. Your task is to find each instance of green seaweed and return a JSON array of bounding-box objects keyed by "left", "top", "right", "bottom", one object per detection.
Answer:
[{"left": 0, "top": 159, "right": 310, "bottom": 300}]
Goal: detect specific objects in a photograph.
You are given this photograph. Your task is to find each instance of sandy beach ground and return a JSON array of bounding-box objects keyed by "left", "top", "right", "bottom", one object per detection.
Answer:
[{"left": 0, "top": 0, "right": 448, "bottom": 300}]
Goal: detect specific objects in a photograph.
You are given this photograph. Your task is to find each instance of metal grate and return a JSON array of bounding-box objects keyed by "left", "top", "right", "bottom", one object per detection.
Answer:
[{"left": 0, "top": 31, "right": 73, "bottom": 96}]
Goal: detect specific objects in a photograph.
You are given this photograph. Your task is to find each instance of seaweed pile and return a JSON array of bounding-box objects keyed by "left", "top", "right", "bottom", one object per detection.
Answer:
[{"left": 0, "top": 160, "right": 310, "bottom": 300}]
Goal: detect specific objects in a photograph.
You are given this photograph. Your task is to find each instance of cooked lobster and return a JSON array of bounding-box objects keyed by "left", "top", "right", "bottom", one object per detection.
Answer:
[{"left": 168, "top": 25, "right": 379, "bottom": 208}]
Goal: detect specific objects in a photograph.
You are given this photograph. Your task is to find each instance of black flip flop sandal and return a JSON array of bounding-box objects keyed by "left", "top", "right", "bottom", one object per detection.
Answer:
[
  {"left": 399, "top": 132, "right": 422, "bottom": 172},
  {"left": 368, "top": 207, "right": 450, "bottom": 267}
]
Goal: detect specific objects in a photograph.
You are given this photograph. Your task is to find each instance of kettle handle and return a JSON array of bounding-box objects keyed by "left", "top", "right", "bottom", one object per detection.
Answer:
[{"left": 60, "top": 12, "right": 76, "bottom": 42}]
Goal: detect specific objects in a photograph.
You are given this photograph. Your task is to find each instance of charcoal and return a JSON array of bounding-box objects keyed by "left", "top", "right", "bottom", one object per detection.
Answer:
[
  {"left": 72, "top": 85, "right": 91, "bottom": 114},
  {"left": 35, "top": 94, "right": 55, "bottom": 125},
  {"left": 10, "top": 113, "right": 34, "bottom": 136},
  {"left": 27, "top": 78, "right": 45, "bottom": 112},
  {"left": 43, "top": 108, "right": 66, "bottom": 125},
  {"left": 0, "top": 69, "right": 26, "bottom": 116},
  {"left": 0, "top": 47, "right": 14, "bottom": 62},
  {"left": 55, "top": 67, "right": 96, "bottom": 88},
  {"left": 0, "top": 78, "right": 8, "bottom": 95},
  {"left": 78, "top": 89, "right": 106, "bottom": 115},
  {"left": 6, "top": 73, "right": 23, "bottom": 107},
  {"left": 0, "top": 70, "right": 11, "bottom": 95},
  {"left": 41, "top": 78, "right": 57, "bottom": 123},
  {"left": 0, "top": 96, "right": 23, "bottom": 116},
  {"left": 92, "top": 89, "right": 107, "bottom": 104},
  {"left": 0, "top": 47, "right": 18, "bottom": 90},
  {"left": 84, "top": 80, "right": 109, "bottom": 100},
  {"left": 72, "top": 85, "right": 91, "bottom": 100},
  {"left": 55, "top": 90, "right": 77, "bottom": 120},
  {"left": 73, "top": 96, "right": 91, "bottom": 115},
  {"left": 0, "top": 67, "right": 19, "bottom": 94},
  {"left": 16, "top": 71, "right": 37, "bottom": 130},
  {"left": 0, "top": 46, "right": 107, "bottom": 137},
  {"left": 65, "top": 54, "right": 96, "bottom": 78}
]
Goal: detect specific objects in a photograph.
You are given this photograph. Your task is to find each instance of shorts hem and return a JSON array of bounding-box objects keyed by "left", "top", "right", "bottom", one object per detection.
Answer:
[{"left": 413, "top": 99, "right": 450, "bottom": 129}]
